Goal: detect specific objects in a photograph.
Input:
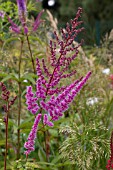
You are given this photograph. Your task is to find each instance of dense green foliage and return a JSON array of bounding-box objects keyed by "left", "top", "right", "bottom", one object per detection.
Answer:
[{"left": 0, "top": 1, "right": 113, "bottom": 170}]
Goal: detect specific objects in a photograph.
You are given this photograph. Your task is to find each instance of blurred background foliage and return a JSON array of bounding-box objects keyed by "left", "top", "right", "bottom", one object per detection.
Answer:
[
  {"left": 1, "top": 0, "right": 113, "bottom": 45},
  {"left": 0, "top": 0, "right": 113, "bottom": 170}
]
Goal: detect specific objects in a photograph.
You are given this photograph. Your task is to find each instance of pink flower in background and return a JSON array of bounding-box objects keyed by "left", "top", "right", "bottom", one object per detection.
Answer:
[
  {"left": 106, "top": 132, "right": 113, "bottom": 170},
  {"left": 109, "top": 74, "right": 113, "bottom": 81},
  {"left": 109, "top": 74, "right": 113, "bottom": 89},
  {"left": 0, "top": 11, "right": 5, "bottom": 18},
  {"left": 32, "top": 10, "right": 44, "bottom": 32}
]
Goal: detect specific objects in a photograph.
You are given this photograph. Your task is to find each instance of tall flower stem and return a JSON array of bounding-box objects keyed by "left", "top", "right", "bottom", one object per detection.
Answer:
[
  {"left": 45, "top": 130, "right": 50, "bottom": 162},
  {"left": 26, "top": 34, "right": 36, "bottom": 75},
  {"left": 26, "top": 33, "right": 49, "bottom": 160},
  {"left": 17, "top": 39, "right": 24, "bottom": 159},
  {"left": 4, "top": 102, "right": 9, "bottom": 170}
]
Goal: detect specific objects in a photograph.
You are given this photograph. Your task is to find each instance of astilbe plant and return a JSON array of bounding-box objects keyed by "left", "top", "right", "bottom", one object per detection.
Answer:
[
  {"left": 0, "top": 82, "right": 17, "bottom": 170},
  {"left": 24, "top": 7, "right": 91, "bottom": 156},
  {"left": 0, "top": 0, "right": 44, "bottom": 35}
]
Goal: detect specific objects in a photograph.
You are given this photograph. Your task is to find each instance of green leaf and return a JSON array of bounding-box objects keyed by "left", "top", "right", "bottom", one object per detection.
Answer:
[
  {"left": 1, "top": 73, "right": 18, "bottom": 82},
  {"left": 3, "top": 37, "right": 20, "bottom": 48},
  {"left": 21, "top": 73, "right": 36, "bottom": 84},
  {"left": 0, "top": 139, "right": 5, "bottom": 146},
  {"left": 1, "top": 74, "right": 12, "bottom": 82},
  {"left": 37, "top": 142, "right": 46, "bottom": 162},
  {"left": 19, "top": 121, "right": 33, "bottom": 130},
  {"left": 0, "top": 73, "right": 8, "bottom": 78},
  {"left": 51, "top": 154, "right": 62, "bottom": 164},
  {"left": 8, "top": 119, "right": 17, "bottom": 128},
  {"left": 0, "top": 139, "right": 10, "bottom": 146},
  {"left": 25, "top": 162, "right": 40, "bottom": 169},
  {"left": 28, "top": 36, "right": 44, "bottom": 46}
]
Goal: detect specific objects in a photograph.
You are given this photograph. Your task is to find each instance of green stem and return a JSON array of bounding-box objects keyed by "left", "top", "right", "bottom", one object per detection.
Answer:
[
  {"left": 26, "top": 34, "right": 36, "bottom": 75},
  {"left": 17, "top": 39, "right": 24, "bottom": 159},
  {"left": 4, "top": 102, "right": 9, "bottom": 170}
]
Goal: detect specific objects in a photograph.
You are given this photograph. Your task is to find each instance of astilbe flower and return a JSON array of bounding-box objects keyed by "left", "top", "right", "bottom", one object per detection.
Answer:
[
  {"left": 16, "top": 0, "right": 27, "bottom": 23},
  {"left": 8, "top": 17, "right": 21, "bottom": 34},
  {"left": 16, "top": 0, "right": 29, "bottom": 34},
  {"left": 32, "top": 10, "right": 44, "bottom": 32},
  {"left": 3, "top": 0, "right": 27, "bottom": 34},
  {"left": 24, "top": 114, "right": 42, "bottom": 156},
  {"left": 0, "top": 1, "right": 44, "bottom": 34},
  {"left": 109, "top": 74, "right": 113, "bottom": 89},
  {"left": 24, "top": 7, "right": 92, "bottom": 155},
  {"left": 43, "top": 114, "right": 54, "bottom": 127},
  {"left": 0, "top": 82, "right": 17, "bottom": 112},
  {"left": 40, "top": 72, "right": 91, "bottom": 121},
  {"left": 106, "top": 132, "right": 113, "bottom": 170},
  {"left": 25, "top": 86, "right": 39, "bottom": 114},
  {"left": 0, "top": 11, "right": 5, "bottom": 18},
  {"left": 0, "top": 82, "right": 10, "bottom": 101}
]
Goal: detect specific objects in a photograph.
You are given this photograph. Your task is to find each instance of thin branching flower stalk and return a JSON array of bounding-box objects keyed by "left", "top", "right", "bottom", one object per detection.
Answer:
[
  {"left": 0, "top": 82, "right": 17, "bottom": 170},
  {"left": 25, "top": 9, "right": 44, "bottom": 76},
  {"left": 24, "top": 7, "right": 92, "bottom": 158},
  {"left": 17, "top": 39, "right": 24, "bottom": 159}
]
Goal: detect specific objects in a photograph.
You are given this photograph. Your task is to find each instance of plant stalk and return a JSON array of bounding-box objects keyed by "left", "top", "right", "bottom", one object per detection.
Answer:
[
  {"left": 26, "top": 34, "right": 36, "bottom": 75},
  {"left": 17, "top": 39, "right": 24, "bottom": 159},
  {"left": 4, "top": 102, "right": 9, "bottom": 170},
  {"left": 45, "top": 130, "right": 50, "bottom": 162}
]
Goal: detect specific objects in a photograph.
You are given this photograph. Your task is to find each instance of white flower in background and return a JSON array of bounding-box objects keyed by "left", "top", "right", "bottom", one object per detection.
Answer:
[
  {"left": 86, "top": 97, "right": 98, "bottom": 105},
  {"left": 23, "top": 79, "right": 28, "bottom": 83},
  {"left": 102, "top": 68, "right": 110, "bottom": 75}
]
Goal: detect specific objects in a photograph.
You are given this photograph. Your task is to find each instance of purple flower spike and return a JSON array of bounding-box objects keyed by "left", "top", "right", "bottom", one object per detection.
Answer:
[
  {"left": 36, "top": 58, "right": 43, "bottom": 77},
  {"left": 8, "top": 17, "right": 21, "bottom": 34},
  {"left": 26, "top": 86, "right": 39, "bottom": 114},
  {"left": 16, "top": 0, "right": 27, "bottom": 25},
  {"left": 43, "top": 114, "right": 54, "bottom": 127},
  {"left": 41, "top": 72, "right": 91, "bottom": 121},
  {"left": 0, "top": 11, "right": 5, "bottom": 19},
  {"left": 33, "top": 10, "right": 44, "bottom": 32},
  {"left": 24, "top": 7, "right": 92, "bottom": 156},
  {"left": 9, "top": 26, "right": 20, "bottom": 34},
  {"left": 24, "top": 114, "right": 42, "bottom": 156},
  {"left": 36, "top": 78, "right": 46, "bottom": 99},
  {"left": 17, "top": 0, "right": 27, "bottom": 16},
  {"left": 24, "top": 25, "right": 28, "bottom": 34}
]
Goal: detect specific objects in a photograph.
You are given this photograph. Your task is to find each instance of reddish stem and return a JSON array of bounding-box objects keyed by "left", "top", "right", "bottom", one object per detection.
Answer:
[{"left": 4, "top": 102, "right": 9, "bottom": 170}]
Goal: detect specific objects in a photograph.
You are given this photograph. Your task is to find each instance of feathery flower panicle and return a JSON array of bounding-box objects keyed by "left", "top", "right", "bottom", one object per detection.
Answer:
[
  {"left": 43, "top": 114, "right": 54, "bottom": 127},
  {"left": 0, "top": 82, "right": 10, "bottom": 101},
  {"left": 16, "top": 0, "right": 28, "bottom": 34},
  {"left": 36, "top": 58, "right": 43, "bottom": 77},
  {"left": 0, "top": 82, "right": 17, "bottom": 111},
  {"left": 36, "top": 77, "right": 46, "bottom": 99},
  {"left": 24, "top": 7, "right": 92, "bottom": 155},
  {"left": 26, "top": 86, "right": 39, "bottom": 114},
  {"left": 40, "top": 72, "right": 91, "bottom": 122},
  {"left": 33, "top": 10, "right": 44, "bottom": 32},
  {"left": 24, "top": 114, "right": 42, "bottom": 156},
  {"left": 8, "top": 17, "right": 21, "bottom": 34},
  {"left": 0, "top": 11, "right": 5, "bottom": 19},
  {"left": 106, "top": 131, "right": 113, "bottom": 170},
  {"left": 16, "top": 0, "right": 27, "bottom": 21}
]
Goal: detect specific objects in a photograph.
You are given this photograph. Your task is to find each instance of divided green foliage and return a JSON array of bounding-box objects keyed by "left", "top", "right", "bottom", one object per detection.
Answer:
[{"left": 0, "top": 1, "right": 113, "bottom": 170}]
